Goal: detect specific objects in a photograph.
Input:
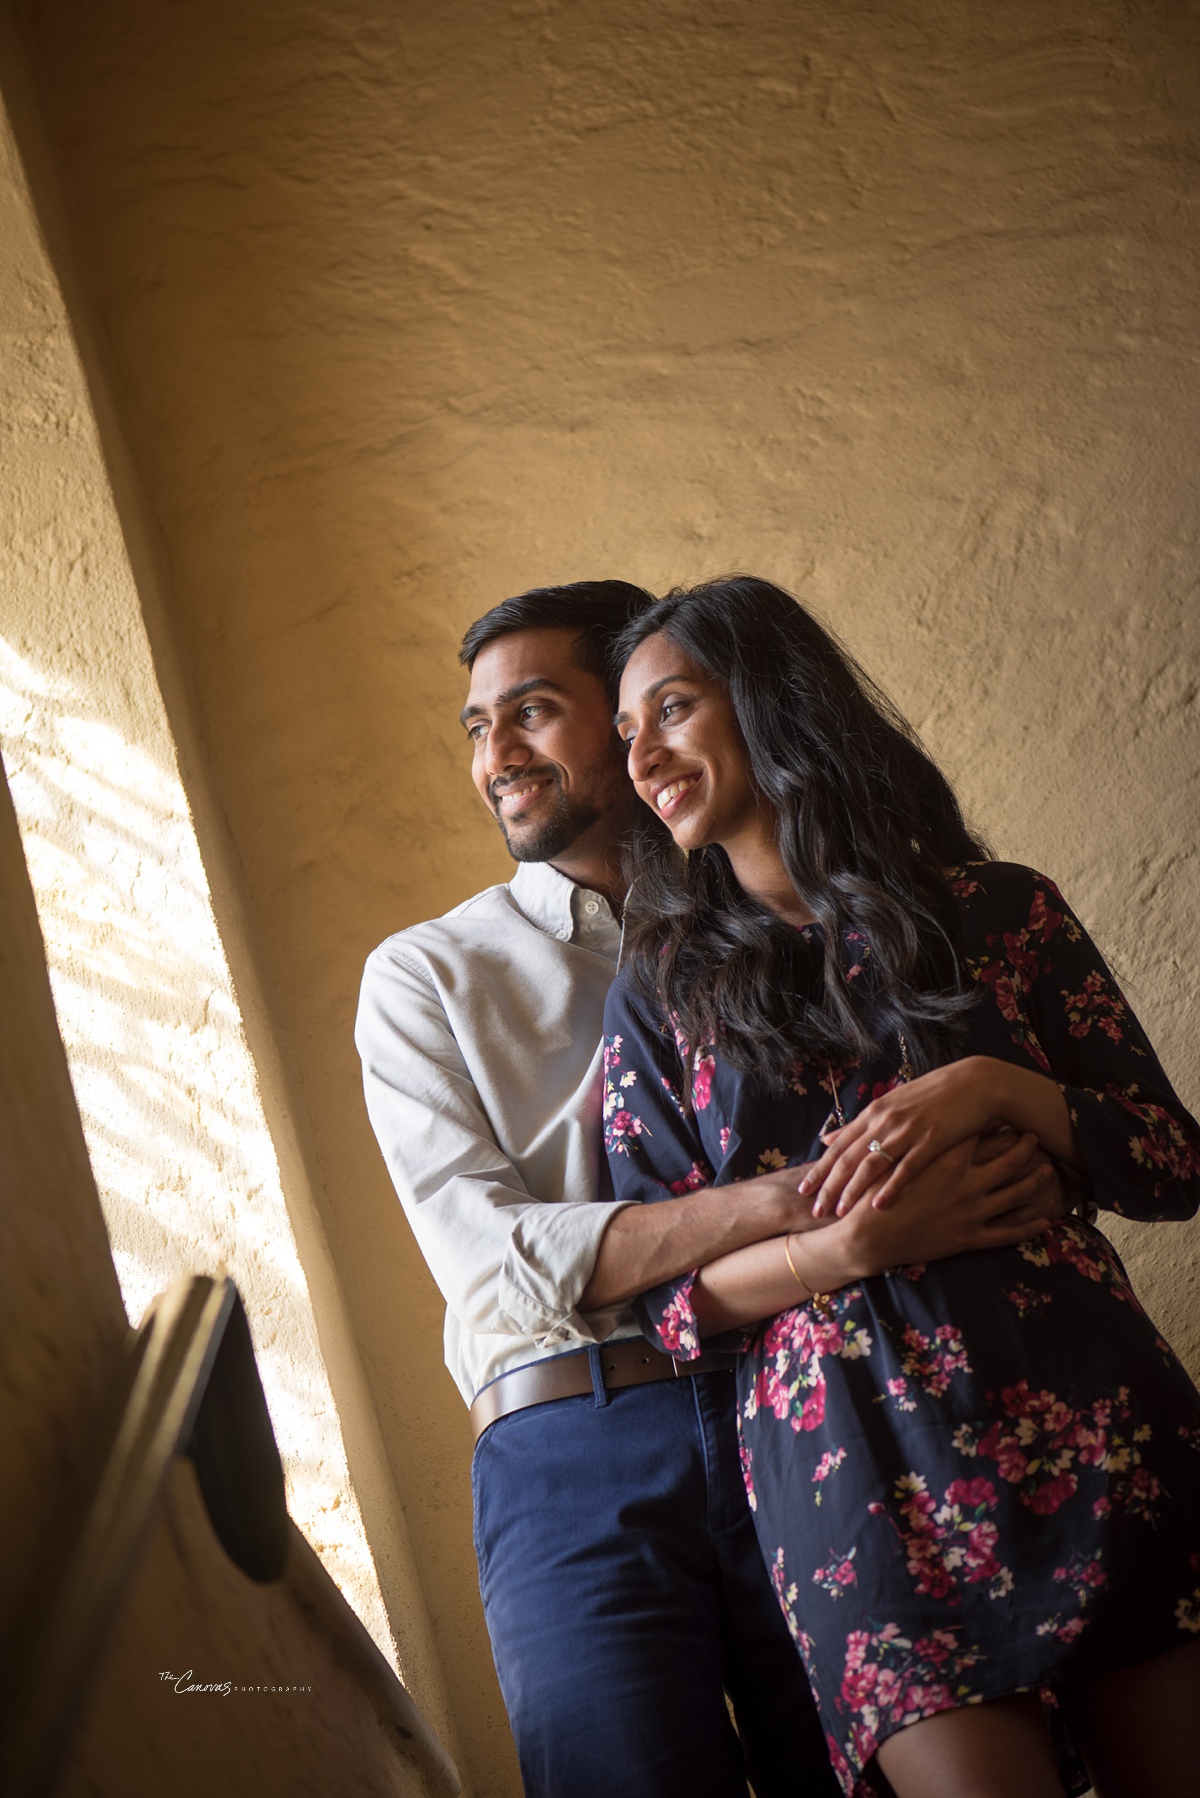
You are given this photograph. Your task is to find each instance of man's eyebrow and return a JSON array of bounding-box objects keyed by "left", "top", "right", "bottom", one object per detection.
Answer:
[
  {"left": 613, "top": 674, "right": 694, "bottom": 726},
  {"left": 459, "top": 676, "right": 569, "bottom": 729}
]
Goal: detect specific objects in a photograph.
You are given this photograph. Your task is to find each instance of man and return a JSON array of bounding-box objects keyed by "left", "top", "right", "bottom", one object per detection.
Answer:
[{"left": 355, "top": 580, "right": 1064, "bottom": 1798}]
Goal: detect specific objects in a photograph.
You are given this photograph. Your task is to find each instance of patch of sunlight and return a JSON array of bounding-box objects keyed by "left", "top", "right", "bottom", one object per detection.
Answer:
[{"left": 0, "top": 634, "right": 400, "bottom": 1673}]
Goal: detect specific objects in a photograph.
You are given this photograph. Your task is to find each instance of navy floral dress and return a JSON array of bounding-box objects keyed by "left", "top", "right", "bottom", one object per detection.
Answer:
[{"left": 602, "top": 864, "right": 1200, "bottom": 1796}]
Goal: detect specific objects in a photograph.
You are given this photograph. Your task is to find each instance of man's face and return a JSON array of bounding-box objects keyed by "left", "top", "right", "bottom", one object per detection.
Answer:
[{"left": 461, "top": 628, "right": 629, "bottom": 862}]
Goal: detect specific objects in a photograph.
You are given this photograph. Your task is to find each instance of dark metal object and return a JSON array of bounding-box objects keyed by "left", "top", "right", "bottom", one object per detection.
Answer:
[{"left": 0, "top": 1275, "right": 286, "bottom": 1796}]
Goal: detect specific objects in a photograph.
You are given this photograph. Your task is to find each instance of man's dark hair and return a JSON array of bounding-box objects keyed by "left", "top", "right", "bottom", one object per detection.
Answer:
[{"left": 460, "top": 580, "right": 655, "bottom": 703}]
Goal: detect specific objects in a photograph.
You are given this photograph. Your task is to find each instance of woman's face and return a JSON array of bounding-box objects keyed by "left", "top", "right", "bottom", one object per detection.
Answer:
[{"left": 616, "top": 632, "right": 766, "bottom": 855}]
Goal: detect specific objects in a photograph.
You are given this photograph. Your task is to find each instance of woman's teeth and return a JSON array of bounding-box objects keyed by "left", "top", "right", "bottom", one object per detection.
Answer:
[{"left": 656, "top": 777, "right": 698, "bottom": 811}]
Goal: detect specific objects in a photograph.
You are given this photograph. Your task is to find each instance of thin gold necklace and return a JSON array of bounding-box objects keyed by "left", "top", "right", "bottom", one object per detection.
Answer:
[{"left": 823, "top": 1032, "right": 911, "bottom": 1132}]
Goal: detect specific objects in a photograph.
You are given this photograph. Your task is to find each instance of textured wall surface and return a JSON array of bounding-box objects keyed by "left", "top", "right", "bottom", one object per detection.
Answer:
[
  {"left": 8, "top": 2, "right": 1200, "bottom": 1791},
  {"left": 0, "top": 51, "right": 412, "bottom": 1691},
  {"left": 0, "top": 728, "right": 126, "bottom": 1631}
]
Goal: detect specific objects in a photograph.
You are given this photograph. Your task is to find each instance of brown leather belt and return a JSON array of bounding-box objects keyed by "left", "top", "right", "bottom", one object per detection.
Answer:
[{"left": 469, "top": 1337, "right": 738, "bottom": 1445}]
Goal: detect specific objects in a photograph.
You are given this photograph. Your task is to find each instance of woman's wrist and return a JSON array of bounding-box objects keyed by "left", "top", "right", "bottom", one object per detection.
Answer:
[{"left": 785, "top": 1226, "right": 851, "bottom": 1300}]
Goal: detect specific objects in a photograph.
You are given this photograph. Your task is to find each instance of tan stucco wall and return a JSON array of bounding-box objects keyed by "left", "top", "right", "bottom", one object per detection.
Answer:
[
  {"left": 6, "top": 2, "right": 1199, "bottom": 1792},
  {"left": 0, "top": 19, "right": 459, "bottom": 1750},
  {"left": 0, "top": 746, "right": 447, "bottom": 1797}
]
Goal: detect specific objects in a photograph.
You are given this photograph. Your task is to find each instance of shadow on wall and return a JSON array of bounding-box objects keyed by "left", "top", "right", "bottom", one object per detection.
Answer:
[{"left": 0, "top": 631, "right": 398, "bottom": 1667}]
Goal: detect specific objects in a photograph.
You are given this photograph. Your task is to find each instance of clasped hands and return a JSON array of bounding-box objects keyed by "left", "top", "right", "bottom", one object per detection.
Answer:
[{"left": 798, "top": 1054, "right": 1074, "bottom": 1221}]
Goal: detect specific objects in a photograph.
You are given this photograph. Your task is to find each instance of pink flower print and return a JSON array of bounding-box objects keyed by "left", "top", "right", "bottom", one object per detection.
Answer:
[
  {"left": 691, "top": 1043, "right": 716, "bottom": 1110},
  {"left": 886, "top": 1376, "right": 917, "bottom": 1413},
  {"left": 896, "top": 1323, "right": 971, "bottom": 1400},
  {"left": 659, "top": 1073, "right": 686, "bottom": 1117},
  {"left": 1025, "top": 882, "right": 1073, "bottom": 945},
  {"left": 1061, "top": 969, "right": 1127, "bottom": 1043},
  {"left": 669, "top": 1160, "right": 709, "bottom": 1195},
  {"left": 1117, "top": 1091, "right": 1200, "bottom": 1190},
  {"left": 738, "top": 1428, "right": 756, "bottom": 1512},
  {"left": 768, "top": 1547, "right": 804, "bottom": 1648},
  {"left": 869, "top": 1472, "right": 1012, "bottom": 1602},
  {"left": 602, "top": 1036, "right": 646, "bottom": 1157},
  {"left": 1176, "top": 1554, "right": 1200, "bottom": 1634},
  {"left": 603, "top": 1107, "right": 643, "bottom": 1157},
  {"left": 1035, "top": 1552, "right": 1108, "bottom": 1644},
  {"left": 966, "top": 950, "right": 1053, "bottom": 1073},
  {"left": 950, "top": 873, "right": 980, "bottom": 898},
  {"left": 957, "top": 1378, "right": 1158, "bottom": 1519},
  {"left": 1005, "top": 1282, "right": 1052, "bottom": 1315},
  {"left": 657, "top": 1276, "right": 700, "bottom": 1358},
  {"left": 718, "top": 1125, "right": 732, "bottom": 1156},
  {"left": 812, "top": 1545, "right": 858, "bottom": 1598},
  {"left": 747, "top": 1294, "right": 872, "bottom": 1435},
  {"left": 834, "top": 1623, "right": 984, "bottom": 1779},
  {"left": 812, "top": 1447, "right": 847, "bottom": 1507}
]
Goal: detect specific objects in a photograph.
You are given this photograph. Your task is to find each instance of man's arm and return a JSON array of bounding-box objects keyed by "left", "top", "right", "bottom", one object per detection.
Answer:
[
  {"left": 689, "top": 1132, "right": 1063, "bottom": 1336},
  {"left": 581, "top": 1130, "right": 1068, "bottom": 1314},
  {"left": 356, "top": 940, "right": 630, "bottom": 1348}
]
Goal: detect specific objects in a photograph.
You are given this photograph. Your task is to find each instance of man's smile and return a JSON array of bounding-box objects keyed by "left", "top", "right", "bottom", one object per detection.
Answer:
[{"left": 491, "top": 774, "right": 557, "bottom": 815}]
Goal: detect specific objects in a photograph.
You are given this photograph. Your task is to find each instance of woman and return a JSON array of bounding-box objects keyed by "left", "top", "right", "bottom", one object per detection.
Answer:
[{"left": 602, "top": 576, "right": 1200, "bottom": 1798}]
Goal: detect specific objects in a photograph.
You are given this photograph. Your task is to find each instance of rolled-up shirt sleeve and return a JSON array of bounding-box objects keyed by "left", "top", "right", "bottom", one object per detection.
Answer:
[{"left": 356, "top": 941, "right": 631, "bottom": 1347}]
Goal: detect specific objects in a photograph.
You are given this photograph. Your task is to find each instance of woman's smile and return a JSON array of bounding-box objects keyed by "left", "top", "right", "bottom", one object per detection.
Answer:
[{"left": 616, "top": 631, "right": 764, "bottom": 855}]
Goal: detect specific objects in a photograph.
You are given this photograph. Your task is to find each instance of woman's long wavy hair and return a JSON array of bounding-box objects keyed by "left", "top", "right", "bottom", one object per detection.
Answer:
[{"left": 614, "top": 576, "right": 991, "bottom": 1088}]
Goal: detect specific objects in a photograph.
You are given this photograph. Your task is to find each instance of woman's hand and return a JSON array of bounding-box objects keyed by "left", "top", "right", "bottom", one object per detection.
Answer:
[
  {"left": 789, "top": 1129, "right": 1062, "bottom": 1294},
  {"left": 801, "top": 1055, "right": 1082, "bottom": 1217},
  {"left": 689, "top": 1129, "right": 1066, "bottom": 1338}
]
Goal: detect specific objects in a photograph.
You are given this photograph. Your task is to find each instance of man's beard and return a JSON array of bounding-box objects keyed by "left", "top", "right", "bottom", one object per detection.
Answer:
[{"left": 490, "top": 769, "right": 603, "bottom": 863}]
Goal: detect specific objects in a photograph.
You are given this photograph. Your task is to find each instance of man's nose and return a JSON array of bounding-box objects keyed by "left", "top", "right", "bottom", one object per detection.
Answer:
[{"left": 483, "top": 720, "right": 532, "bottom": 780}]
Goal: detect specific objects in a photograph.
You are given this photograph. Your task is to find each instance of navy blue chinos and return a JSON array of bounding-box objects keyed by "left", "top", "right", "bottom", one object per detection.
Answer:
[{"left": 472, "top": 1354, "right": 840, "bottom": 1798}]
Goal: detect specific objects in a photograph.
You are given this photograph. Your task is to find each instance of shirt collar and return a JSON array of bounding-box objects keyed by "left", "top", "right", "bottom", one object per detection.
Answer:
[{"left": 508, "top": 860, "right": 577, "bottom": 943}]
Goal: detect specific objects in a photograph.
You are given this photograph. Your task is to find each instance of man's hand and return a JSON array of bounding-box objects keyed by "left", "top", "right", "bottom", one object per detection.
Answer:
[{"left": 579, "top": 1161, "right": 836, "bottom": 1312}]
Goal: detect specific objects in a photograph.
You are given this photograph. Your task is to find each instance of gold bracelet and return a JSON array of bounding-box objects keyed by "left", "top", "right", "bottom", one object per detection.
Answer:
[
  {"left": 784, "top": 1233, "right": 832, "bottom": 1311},
  {"left": 783, "top": 1233, "right": 806, "bottom": 1288}
]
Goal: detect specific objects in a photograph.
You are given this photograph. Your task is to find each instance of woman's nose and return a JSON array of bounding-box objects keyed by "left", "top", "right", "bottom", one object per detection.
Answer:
[{"left": 627, "top": 725, "right": 666, "bottom": 786}]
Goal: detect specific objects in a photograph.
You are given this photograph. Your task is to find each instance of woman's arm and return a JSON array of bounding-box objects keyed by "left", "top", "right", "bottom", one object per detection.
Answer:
[
  {"left": 804, "top": 868, "right": 1200, "bottom": 1223},
  {"left": 692, "top": 1130, "right": 1058, "bottom": 1336},
  {"left": 580, "top": 1161, "right": 834, "bottom": 1311}
]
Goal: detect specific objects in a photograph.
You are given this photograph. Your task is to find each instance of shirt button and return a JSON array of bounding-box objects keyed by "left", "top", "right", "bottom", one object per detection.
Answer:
[{"left": 585, "top": 900, "right": 599, "bottom": 915}]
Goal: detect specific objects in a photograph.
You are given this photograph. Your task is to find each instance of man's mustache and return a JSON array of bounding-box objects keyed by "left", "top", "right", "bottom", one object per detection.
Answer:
[{"left": 487, "top": 767, "right": 561, "bottom": 809}]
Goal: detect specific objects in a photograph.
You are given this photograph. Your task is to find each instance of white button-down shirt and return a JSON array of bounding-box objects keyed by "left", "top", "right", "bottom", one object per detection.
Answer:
[{"left": 355, "top": 860, "right": 641, "bottom": 1403}]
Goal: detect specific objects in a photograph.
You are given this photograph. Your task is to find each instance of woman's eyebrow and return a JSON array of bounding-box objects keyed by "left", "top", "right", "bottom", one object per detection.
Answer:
[{"left": 613, "top": 674, "right": 695, "bottom": 726}]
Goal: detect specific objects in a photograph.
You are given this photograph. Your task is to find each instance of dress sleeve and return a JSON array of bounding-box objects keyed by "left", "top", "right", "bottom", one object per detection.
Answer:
[
  {"left": 971, "top": 869, "right": 1200, "bottom": 1221},
  {"left": 602, "top": 969, "right": 715, "bottom": 1360}
]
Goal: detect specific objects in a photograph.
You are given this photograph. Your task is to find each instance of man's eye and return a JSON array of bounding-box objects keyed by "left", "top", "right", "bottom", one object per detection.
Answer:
[
  {"left": 467, "top": 723, "right": 488, "bottom": 742},
  {"left": 519, "top": 705, "right": 544, "bottom": 723}
]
